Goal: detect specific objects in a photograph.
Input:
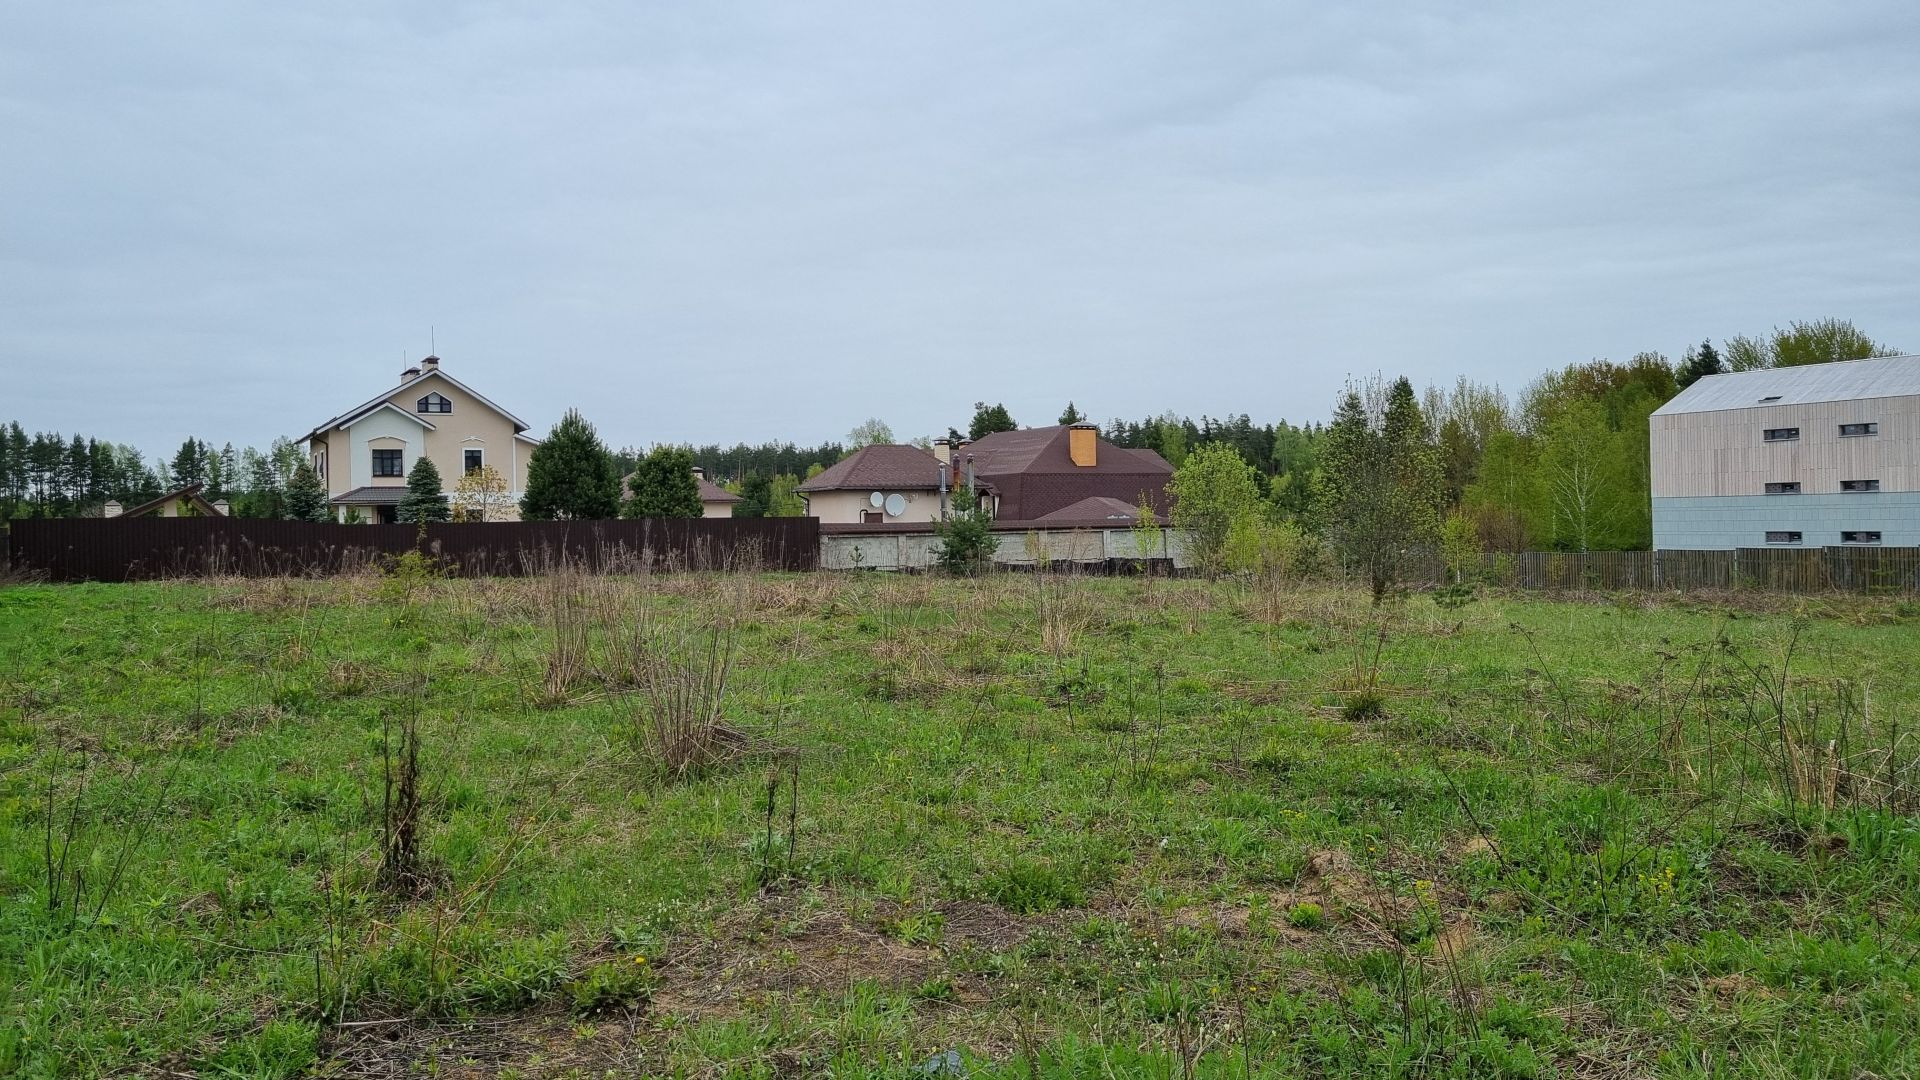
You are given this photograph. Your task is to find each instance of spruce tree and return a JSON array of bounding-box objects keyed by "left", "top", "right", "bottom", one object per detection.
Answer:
[
  {"left": 397, "top": 456, "right": 451, "bottom": 524},
  {"left": 622, "top": 446, "right": 703, "bottom": 518},
  {"left": 521, "top": 409, "right": 622, "bottom": 520},
  {"left": 968, "top": 402, "right": 1016, "bottom": 440},
  {"left": 286, "top": 460, "right": 331, "bottom": 522},
  {"left": 735, "top": 472, "right": 772, "bottom": 518},
  {"left": 1058, "top": 402, "right": 1085, "bottom": 425},
  {"left": 1676, "top": 339, "right": 1724, "bottom": 389}
]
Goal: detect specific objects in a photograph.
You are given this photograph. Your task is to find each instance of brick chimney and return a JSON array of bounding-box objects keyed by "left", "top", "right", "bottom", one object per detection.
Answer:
[
  {"left": 931, "top": 439, "right": 952, "bottom": 466},
  {"left": 1069, "top": 423, "right": 1098, "bottom": 467},
  {"left": 103, "top": 500, "right": 122, "bottom": 518},
  {"left": 212, "top": 499, "right": 231, "bottom": 516},
  {"left": 400, "top": 363, "right": 421, "bottom": 381},
  {"left": 420, "top": 355, "right": 440, "bottom": 374}
]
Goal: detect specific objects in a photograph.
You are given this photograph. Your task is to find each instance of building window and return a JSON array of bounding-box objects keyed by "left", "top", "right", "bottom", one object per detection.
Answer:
[
  {"left": 416, "top": 392, "right": 452, "bottom": 414},
  {"left": 1762, "top": 427, "right": 1799, "bottom": 443},
  {"left": 1840, "top": 479, "right": 1881, "bottom": 493},
  {"left": 1841, "top": 531, "right": 1882, "bottom": 545},
  {"left": 372, "top": 448, "right": 403, "bottom": 477},
  {"left": 1765, "top": 531, "right": 1802, "bottom": 545},
  {"left": 1764, "top": 482, "right": 1801, "bottom": 495},
  {"left": 464, "top": 448, "right": 484, "bottom": 475},
  {"left": 1839, "top": 422, "right": 1878, "bottom": 437}
]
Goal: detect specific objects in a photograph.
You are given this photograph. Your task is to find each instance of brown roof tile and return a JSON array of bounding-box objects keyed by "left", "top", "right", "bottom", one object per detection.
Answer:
[
  {"left": 1032, "top": 496, "right": 1156, "bottom": 525},
  {"left": 959, "top": 426, "right": 1173, "bottom": 520},
  {"left": 796, "top": 445, "right": 946, "bottom": 493}
]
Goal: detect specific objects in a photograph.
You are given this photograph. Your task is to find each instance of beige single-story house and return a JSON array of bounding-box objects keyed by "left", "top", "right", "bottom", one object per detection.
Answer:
[
  {"left": 302, "top": 356, "right": 538, "bottom": 523},
  {"left": 104, "top": 483, "right": 230, "bottom": 519},
  {"left": 795, "top": 444, "right": 968, "bottom": 524},
  {"left": 694, "top": 468, "right": 741, "bottom": 519}
]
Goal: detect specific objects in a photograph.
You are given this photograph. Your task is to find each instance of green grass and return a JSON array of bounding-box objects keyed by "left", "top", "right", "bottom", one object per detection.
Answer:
[{"left": 3, "top": 572, "right": 1919, "bottom": 1077}]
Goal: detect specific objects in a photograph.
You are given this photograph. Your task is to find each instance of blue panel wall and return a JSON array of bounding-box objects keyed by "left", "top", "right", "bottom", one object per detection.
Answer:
[{"left": 1652, "top": 493, "right": 1920, "bottom": 550}]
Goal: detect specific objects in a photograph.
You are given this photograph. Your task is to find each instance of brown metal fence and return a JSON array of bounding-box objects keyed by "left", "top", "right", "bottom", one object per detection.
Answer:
[
  {"left": 7, "top": 517, "right": 820, "bottom": 582},
  {"left": 1464, "top": 547, "right": 1920, "bottom": 594}
]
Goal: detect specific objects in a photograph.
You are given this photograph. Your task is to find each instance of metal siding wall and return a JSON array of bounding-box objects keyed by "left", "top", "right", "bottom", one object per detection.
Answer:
[
  {"left": 1651, "top": 395, "right": 1920, "bottom": 499},
  {"left": 1652, "top": 493, "right": 1920, "bottom": 550}
]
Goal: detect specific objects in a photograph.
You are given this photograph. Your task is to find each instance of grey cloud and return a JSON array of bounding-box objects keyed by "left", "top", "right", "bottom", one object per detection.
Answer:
[{"left": 4, "top": 1, "right": 1916, "bottom": 459}]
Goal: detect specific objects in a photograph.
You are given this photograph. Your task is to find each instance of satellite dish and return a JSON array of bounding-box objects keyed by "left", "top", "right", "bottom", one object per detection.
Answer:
[
  {"left": 884, "top": 493, "right": 907, "bottom": 517},
  {"left": 869, "top": 491, "right": 885, "bottom": 508}
]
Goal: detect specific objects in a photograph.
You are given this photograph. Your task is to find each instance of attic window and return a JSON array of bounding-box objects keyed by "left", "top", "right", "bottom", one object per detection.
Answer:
[
  {"left": 417, "top": 392, "right": 452, "bottom": 414},
  {"left": 1758, "top": 395, "right": 1782, "bottom": 403}
]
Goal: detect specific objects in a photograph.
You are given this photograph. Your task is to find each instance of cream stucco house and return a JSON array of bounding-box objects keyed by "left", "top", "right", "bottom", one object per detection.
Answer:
[{"left": 302, "top": 356, "right": 539, "bottom": 523}]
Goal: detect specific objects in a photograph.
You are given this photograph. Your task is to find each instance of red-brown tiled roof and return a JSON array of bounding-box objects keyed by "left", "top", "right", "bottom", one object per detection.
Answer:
[
  {"left": 960, "top": 425, "right": 1173, "bottom": 520},
  {"left": 796, "top": 445, "right": 946, "bottom": 493},
  {"left": 1032, "top": 496, "right": 1157, "bottom": 525},
  {"left": 697, "top": 475, "right": 741, "bottom": 503}
]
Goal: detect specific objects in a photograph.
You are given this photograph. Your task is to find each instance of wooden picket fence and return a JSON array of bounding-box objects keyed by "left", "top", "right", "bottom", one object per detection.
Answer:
[{"left": 1456, "top": 547, "right": 1920, "bottom": 594}]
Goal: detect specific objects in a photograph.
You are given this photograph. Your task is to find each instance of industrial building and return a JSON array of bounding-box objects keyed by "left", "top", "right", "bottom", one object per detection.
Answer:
[{"left": 1650, "top": 354, "right": 1920, "bottom": 549}]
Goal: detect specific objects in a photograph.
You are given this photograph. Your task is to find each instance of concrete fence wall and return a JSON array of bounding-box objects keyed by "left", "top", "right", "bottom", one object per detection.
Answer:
[{"left": 820, "top": 526, "right": 1191, "bottom": 571}]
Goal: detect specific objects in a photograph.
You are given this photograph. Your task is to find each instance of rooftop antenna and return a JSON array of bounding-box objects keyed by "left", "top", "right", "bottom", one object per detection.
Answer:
[{"left": 430, "top": 326, "right": 436, "bottom": 356}]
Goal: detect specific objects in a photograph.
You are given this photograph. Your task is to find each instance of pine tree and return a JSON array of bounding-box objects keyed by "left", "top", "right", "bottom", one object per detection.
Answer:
[
  {"left": 520, "top": 409, "right": 621, "bottom": 520},
  {"left": 285, "top": 460, "right": 331, "bottom": 522},
  {"left": 1058, "top": 402, "right": 1085, "bottom": 425},
  {"left": 170, "top": 437, "right": 207, "bottom": 488},
  {"left": 622, "top": 446, "right": 703, "bottom": 518},
  {"left": 397, "top": 456, "right": 451, "bottom": 524},
  {"left": 968, "top": 402, "right": 1016, "bottom": 440}
]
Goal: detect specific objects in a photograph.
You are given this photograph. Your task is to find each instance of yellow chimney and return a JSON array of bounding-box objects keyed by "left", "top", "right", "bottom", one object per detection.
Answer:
[{"left": 1069, "top": 424, "right": 1097, "bottom": 467}]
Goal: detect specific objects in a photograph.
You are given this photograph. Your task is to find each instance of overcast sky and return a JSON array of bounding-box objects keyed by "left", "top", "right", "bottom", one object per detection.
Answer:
[{"left": 5, "top": 2, "right": 1918, "bottom": 459}]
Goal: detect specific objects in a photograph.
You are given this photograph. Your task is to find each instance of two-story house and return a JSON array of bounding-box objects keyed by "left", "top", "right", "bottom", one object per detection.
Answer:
[{"left": 302, "top": 356, "right": 539, "bottom": 522}]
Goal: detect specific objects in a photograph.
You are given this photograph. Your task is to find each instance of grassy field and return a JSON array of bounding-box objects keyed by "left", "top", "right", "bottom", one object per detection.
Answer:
[{"left": 3, "top": 569, "right": 1919, "bottom": 1078}]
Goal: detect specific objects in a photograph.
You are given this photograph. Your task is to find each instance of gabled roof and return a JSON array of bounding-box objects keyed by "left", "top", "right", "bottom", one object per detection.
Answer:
[
  {"left": 304, "top": 367, "right": 530, "bottom": 443},
  {"left": 332, "top": 486, "right": 409, "bottom": 506},
  {"left": 796, "top": 445, "right": 947, "bottom": 493},
  {"left": 964, "top": 425, "right": 1173, "bottom": 477},
  {"left": 618, "top": 470, "right": 745, "bottom": 504},
  {"left": 349, "top": 402, "right": 437, "bottom": 431},
  {"left": 697, "top": 475, "right": 741, "bottom": 504},
  {"left": 1654, "top": 353, "right": 1920, "bottom": 416},
  {"left": 118, "top": 483, "right": 224, "bottom": 518},
  {"left": 1032, "top": 496, "right": 1156, "bottom": 525}
]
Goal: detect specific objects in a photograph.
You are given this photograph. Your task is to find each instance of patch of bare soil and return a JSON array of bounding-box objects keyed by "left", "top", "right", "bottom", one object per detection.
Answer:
[
  {"left": 315, "top": 1011, "right": 645, "bottom": 1079},
  {"left": 650, "top": 893, "right": 1039, "bottom": 1018}
]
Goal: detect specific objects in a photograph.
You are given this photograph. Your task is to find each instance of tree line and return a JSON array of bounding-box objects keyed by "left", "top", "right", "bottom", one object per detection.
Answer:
[
  {"left": 6, "top": 316, "right": 1893, "bottom": 534},
  {"left": 1157, "top": 318, "right": 1899, "bottom": 597}
]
